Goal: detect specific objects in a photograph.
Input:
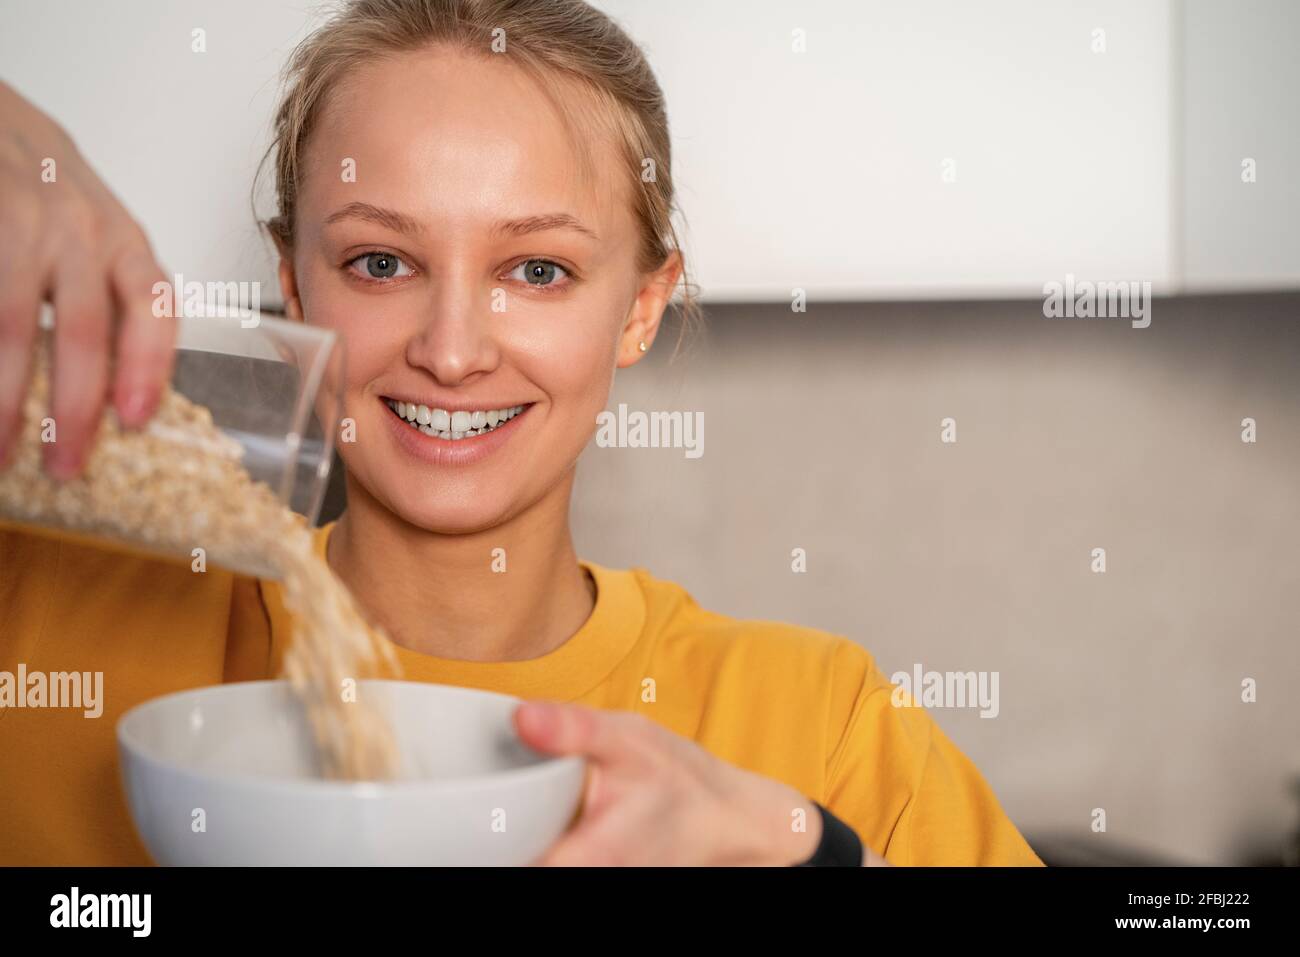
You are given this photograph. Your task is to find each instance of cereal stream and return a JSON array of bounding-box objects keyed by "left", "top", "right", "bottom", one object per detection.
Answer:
[{"left": 0, "top": 339, "right": 402, "bottom": 780}]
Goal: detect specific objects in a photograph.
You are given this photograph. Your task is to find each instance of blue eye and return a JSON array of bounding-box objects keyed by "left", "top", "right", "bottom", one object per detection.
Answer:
[
  {"left": 348, "top": 252, "right": 412, "bottom": 280},
  {"left": 510, "top": 259, "right": 569, "bottom": 287}
]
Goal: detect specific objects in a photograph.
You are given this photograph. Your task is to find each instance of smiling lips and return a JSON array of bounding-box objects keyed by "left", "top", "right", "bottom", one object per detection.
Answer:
[{"left": 384, "top": 398, "right": 528, "bottom": 440}]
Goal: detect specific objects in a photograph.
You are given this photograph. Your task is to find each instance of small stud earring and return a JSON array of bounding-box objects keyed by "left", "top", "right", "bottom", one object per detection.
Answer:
[{"left": 638, "top": 340, "right": 648, "bottom": 352}]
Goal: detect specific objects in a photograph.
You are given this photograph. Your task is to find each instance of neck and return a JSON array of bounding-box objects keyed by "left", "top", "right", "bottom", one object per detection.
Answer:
[{"left": 327, "top": 468, "right": 595, "bottom": 662}]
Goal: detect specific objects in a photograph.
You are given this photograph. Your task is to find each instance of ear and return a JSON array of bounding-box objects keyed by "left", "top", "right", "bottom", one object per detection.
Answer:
[
  {"left": 616, "top": 250, "right": 684, "bottom": 368},
  {"left": 273, "top": 233, "right": 305, "bottom": 323}
]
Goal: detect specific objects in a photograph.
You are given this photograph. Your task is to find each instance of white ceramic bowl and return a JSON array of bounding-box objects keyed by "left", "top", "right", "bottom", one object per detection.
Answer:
[{"left": 117, "top": 680, "right": 586, "bottom": 866}]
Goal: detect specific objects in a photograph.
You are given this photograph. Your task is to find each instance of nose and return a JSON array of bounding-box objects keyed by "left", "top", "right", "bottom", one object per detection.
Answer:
[{"left": 404, "top": 277, "right": 501, "bottom": 386}]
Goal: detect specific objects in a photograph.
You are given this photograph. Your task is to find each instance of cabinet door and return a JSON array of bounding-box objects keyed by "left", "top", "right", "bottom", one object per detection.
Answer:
[
  {"left": 1180, "top": 0, "right": 1300, "bottom": 291},
  {"left": 598, "top": 0, "right": 1174, "bottom": 300}
]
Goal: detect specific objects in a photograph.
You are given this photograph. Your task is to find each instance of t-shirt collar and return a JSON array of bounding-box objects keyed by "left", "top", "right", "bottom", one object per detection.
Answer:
[{"left": 259, "top": 520, "right": 646, "bottom": 702}]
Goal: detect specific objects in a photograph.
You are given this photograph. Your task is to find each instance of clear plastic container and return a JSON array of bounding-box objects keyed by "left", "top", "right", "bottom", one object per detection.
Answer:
[
  {"left": 0, "top": 310, "right": 344, "bottom": 579},
  {"left": 168, "top": 313, "right": 343, "bottom": 523}
]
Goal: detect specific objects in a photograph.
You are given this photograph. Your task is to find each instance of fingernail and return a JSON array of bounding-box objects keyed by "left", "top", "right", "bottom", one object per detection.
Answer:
[
  {"left": 521, "top": 702, "right": 560, "bottom": 737},
  {"left": 117, "top": 386, "right": 153, "bottom": 428}
]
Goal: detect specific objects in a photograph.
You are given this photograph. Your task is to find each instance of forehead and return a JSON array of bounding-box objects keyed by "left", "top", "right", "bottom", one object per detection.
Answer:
[{"left": 299, "top": 45, "right": 629, "bottom": 236}]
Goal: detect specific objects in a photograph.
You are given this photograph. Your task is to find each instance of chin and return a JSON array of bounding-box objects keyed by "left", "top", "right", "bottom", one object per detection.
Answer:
[{"left": 383, "top": 486, "right": 522, "bottom": 537}]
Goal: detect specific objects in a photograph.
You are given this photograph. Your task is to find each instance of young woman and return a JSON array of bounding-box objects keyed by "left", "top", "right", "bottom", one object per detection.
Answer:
[{"left": 0, "top": 0, "right": 1042, "bottom": 866}]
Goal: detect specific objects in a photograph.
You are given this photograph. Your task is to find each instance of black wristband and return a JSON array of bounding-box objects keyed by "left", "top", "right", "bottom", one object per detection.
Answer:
[{"left": 793, "top": 802, "right": 864, "bottom": 866}]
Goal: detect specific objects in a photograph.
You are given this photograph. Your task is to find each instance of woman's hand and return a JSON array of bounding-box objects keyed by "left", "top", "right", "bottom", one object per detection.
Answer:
[
  {"left": 514, "top": 700, "right": 870, "bottom": 866},
  {"left": 0, "top": 80, "right": 175, "bottom": 478}
]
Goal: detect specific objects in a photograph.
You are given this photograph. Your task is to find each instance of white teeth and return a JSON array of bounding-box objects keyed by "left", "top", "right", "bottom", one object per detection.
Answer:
[{"left": 387, "top": 399, "right": 527, "bottom": 440}]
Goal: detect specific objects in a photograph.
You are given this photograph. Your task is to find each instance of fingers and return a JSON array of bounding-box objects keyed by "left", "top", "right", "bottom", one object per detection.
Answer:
[
  {"left": 0, "top": 82, "right": 172, "bottom": 476},
  {"left": 44, "top": 257, "right": 112, "bottom": 479},
  {"left": 110, "top": 236, "right": 175, "bottom": 427},
  {"left": 532, "top": 793, "right": 640, "bottom": 867},
  {"left": 514, "top": 701, "right": 602, "bottom": 754},
  {"left": 514, "top": 702, "right": 652, "bottom": 765},
  {"left": 0, "top": 249, "right": 41, "bottom": 469},
  {"left": 519, "top": 706, "right": 743, "bottom": 866},
  {"left": 533, "top": 822, "right": 612, "bottom": 867}
]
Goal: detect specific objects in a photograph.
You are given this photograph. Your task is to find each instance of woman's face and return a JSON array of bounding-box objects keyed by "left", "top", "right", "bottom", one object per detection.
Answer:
[{"left": 281, "top": 46, "right": 674, "bottom": 533}]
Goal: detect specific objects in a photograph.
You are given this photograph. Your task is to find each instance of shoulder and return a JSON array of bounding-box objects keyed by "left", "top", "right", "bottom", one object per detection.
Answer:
[
  {"left": 626, "top": 564, "right": 881, "bottom": 662},
  {"left": 621, "top": 562, "right": 895, "bottom": 715},
  {"left": 0, "top": 521, "right": 243, "bottom": 618}
]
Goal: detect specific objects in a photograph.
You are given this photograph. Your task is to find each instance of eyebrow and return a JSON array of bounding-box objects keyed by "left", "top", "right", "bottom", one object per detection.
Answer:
[
  {"left": 324, "top": 202, "right": 423, "bottom": 236},
  {"left": 324, "top": 203, "right": 600, "bottom": 242},
  {"left": 491, "top": 213, "right": 600, "bottom": 242}
]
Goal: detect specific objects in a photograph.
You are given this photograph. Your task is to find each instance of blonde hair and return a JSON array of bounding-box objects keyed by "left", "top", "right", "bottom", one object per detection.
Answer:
[{"left": 257, "top": 0, "right": 701, "bottom": 352}]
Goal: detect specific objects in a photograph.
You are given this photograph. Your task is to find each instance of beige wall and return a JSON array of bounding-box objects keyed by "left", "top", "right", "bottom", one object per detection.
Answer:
[{"left": 567, "top": 293, "right": 1300, "bottom": 865}]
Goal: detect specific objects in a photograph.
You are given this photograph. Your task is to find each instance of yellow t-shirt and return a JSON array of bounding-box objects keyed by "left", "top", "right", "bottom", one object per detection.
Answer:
[{"left": 0, "top": 521, "right": 1042, "bottom": 866}]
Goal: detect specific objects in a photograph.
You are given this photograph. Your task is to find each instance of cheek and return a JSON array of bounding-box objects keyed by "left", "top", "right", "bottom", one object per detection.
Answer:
[{"left": 509, "top": 301, "right": 622, "bottom": 414}]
